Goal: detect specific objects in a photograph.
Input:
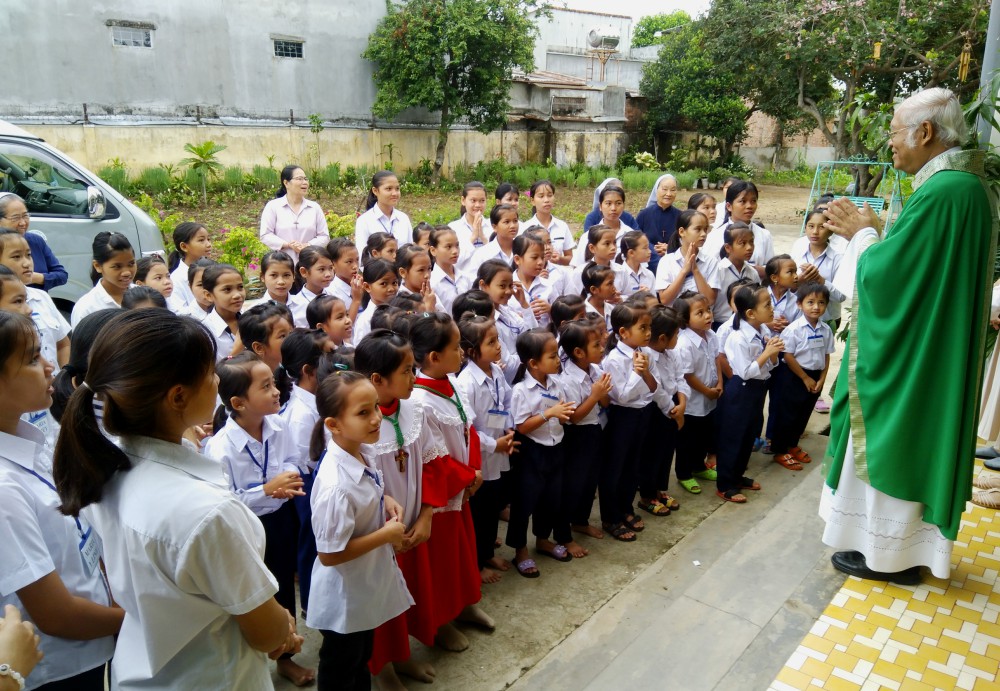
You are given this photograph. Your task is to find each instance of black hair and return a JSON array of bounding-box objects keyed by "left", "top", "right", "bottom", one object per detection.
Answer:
[
  {"left": 280, "top": 327, "right": 328, "bottom": 385},
  {"left": 365, "top": 170, "right": 399, "bottom": 211},
  {"left": 723, "top": 180, "right": 759, "bottom": 223},
  {"left": 459, "top": 181, "right": 487, "bottom": 216},
  {"left": 51, "top": 309, "right": 121, "bottom": 422},
  {"left": 168, "top": 221, "right": 207, "bottom": 271},
  {"left": 409, "top": 312, "right": 457, "bottom": 367},
  {"left": 0, "top": 228, "right": 27, "bottom": 255},
  {"left": 327, "top": 236, "right": 357, "bottom": 264},
  {"left": 260, "top": 250, "right": 295, "bottom": 278},
  {"left": 388, "top": 292, "right": 422, "bottom": 310},
  {"left": 0, "top": 310, "right": 42, "bottom": 401},
  {"left": 605, "top": 303, "right": 648, "bottom": 354},
  {"left": 276, "top": 164, "right": 303, "bottom": 198},
  {"left": 306, "top": 294, "right": 341, "bottom": 329},
  {"left": 489, "top": 203, "right": 519, "bottom": 229},
  {"left": 599, "top": 184, "right": 625, "bottom": 206},
  {"left": 89, "top": 231, "right": 135, "bottom": 285},
  {"left": 187, "top": 257, "right": 216, "bottom": 287},
  {"left": 476, "top": 259, "right": 513, "bottom": 292},
  {"left": 549, "top": 295, "right": 585, "bottom": 335},
  {"left": 134, "top": 254, "right": 167, "bottom": 283},
  {"left": 201, "top": 263, "right": 242, "bottom": 295},
  {"left": 558, "top": 319, "right": 597, "bottom": 365},
  {"left": 495, "top": 182, "right": 519, "bottom": 202},
  {"left": 457, "top": 313, "right": 495, "bottom": 363},
  {"left": 122, "top": 286, "right": 167, "bottom": 310},
  {"left": 529, "top": 179, "right": 555, "bottom": 213},
  {"left": 616, "top": 229, "right": 647, "bottom": 264},
  {"left": 361, "top": 258, "right": 396, "bottom": 309},
  {"left": 318, "top": 348, "right": 355, "bottom": 379},
  {"left": 238, "top": 303, "right": 293, "bottom": 358},
  {"left": 512, "top": 327, "right": 555, "bottom": 384},
  {"left": 584, "top": 223, "right": 617, "bottom": 262},
  {"left": 53, "top": 310, "right": 216, "bottom": 516},
  {"left": 796, "top": 281, "right": 830, "bottom": 304},
  {"left": 720, "top": 221, "right": 755, "bottom": 260},
  {"left": 394, "top": 243, "right": 429, "bottom": 279},
  {"left": 212, "top": 351, "right": 262, "bottom": 430},
  {"left": 362, "top": 232, "right": 397, "bottom": 267},
  {"left": 765, "top": 254, "right": 795, "bottom": 284},
  {"left": 309, "top": 370, "right": 370, "bottom": 462},
  {"left": 452, "top": 289, "right": 493, "bottom": 322},
  {"left": 429, "top": 225, "right": 458, "bottom": 248},
  {"left": 354, "top": 328, "right": 412, "bottom": 380},
  {"left": 624, "top": 290, "right": 657, "bottom": 308},
  {"left": 732, "top": 284, "right": 769, "bottom": 329},
  {"left": 413, "top": 221, "right": 434, "bottom": 246},
  {"left": 370, "top": 304, "right": 403, "bottom": 331},
  {"left": 0, "top": 264, "right": 21, "bottom": 300},
  {"left": 581, "top": 262, "right": 615, "bottom": 298},
  {"left": 512, "top": 232, "right": 545, "bottom": 264},
  {"left": 727, "top": 276, "right": 758, "bottom": 302},
  {"left": 649, "top": 304, "right": 681, "bottom": 342},
  {"left": 293, "top": 246, "right": 333, "bottom": 295},
  {"left": 668, "top": 209, "right": 708, "bottom": 252},
  {"left": 687, "top": 192, "right": 716, "bottom": 210}
]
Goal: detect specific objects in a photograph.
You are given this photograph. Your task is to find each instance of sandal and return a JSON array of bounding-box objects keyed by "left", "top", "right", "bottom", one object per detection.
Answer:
[
  {"left": 789, "top": 447, "right": 813, "bottom": 464},
  {"left": 760, "top": 438, "right": 773, "bottom": 454},
  {"left": 637, "top": 498, "right": 671, "bottom": 516},
  {"left": 679, "top": 478, "right": 702, "bottom": 494},
  {"left": 717, "top": 489, "right": 747, "bottom": 503},
  {"left": 693, "top": 468, "right": 718, "bottom": 481},
  {"left": 602, "top": 522, "right": 637, "bottom": 542},
  {"left": 704, "top": 457, "right": 717, "bottom": 471},
  {"left": 538, "top": 545, "right": 572, "bottom": 562},
  {"left": 658, "top": 492, "right": 680, "bottom": 510},
  {"left": 973, "top": 473, "right": 1000, "bottom": 490},
  {"left": 774, "top": 453, "right": 804, "bottom": 471},
  {"left": 740, "top": 477, "right": 762, "bottom": 491},
  {"left": 623, "top": 514, "right": 645, "bottom": 532},
  {"left": 973, "top": 488, "right": 1000, "bottom": 509},
  {"left": 511, "top": 558, "right": 540, "bottom": 578}
]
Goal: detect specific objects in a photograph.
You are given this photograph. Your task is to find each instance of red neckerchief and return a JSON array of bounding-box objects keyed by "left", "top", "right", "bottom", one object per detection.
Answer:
[
  {"left": 378, "top": 399, "right": 400, "bottom": 416},
  {"left": 414, "top": 376, "right": 454, "bottom": 397}
]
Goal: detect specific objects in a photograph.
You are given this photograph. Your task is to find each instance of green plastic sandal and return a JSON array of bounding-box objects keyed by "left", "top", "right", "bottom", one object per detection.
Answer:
[
  {"left": 693, "top": 468, "right": 718, "bottom": 481},
  {"left": 679, "top": 478, "right": 702, "bottom": 494}
]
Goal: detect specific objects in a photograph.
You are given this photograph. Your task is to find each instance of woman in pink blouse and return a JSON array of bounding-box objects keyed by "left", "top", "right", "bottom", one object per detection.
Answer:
[{"left": 259, "top": 165, "right": 330, "bottom": 263}]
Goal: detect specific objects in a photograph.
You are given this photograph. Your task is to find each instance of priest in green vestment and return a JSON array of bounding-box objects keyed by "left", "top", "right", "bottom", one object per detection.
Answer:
[{"left": 819, "top": 88, "right": 999, "bottom": 584}]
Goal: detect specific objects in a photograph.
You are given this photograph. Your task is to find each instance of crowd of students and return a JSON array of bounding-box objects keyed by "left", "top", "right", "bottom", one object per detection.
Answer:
[{"left": 0, "top": 171, "right": 845, "bottom": 690}]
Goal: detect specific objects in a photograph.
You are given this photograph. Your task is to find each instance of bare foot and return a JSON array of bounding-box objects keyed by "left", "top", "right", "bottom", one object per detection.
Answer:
[
  {"left": 277, "top": 658, "right": 316, "bottom": 687},
  {"left": 573, "top": 523, "right": 605, "bottom": 539},
  {"left": 435, "top": 622, "right": 469, "bottom": 652},
  {"left": 457, "top": 604, "right": 495, "bottom": 631},
  {"left": 562, "top": 540, "right": 588, "bottom": 558},
  {"left": 480, "top": 566, "right": 502, "bottom": 584},
  {"left": 394, "top": 658, "right": 437, "bottom": 683},
  {"left": 499, "top": 505, "right": 511, "bottom": 522},
  {"left": 375, "top": 664, "right": 408, "bottom": 690},
  {"left": 705, "top": 454, "right": 717, "bottom": 470},
  {"left": 486, "top": 556, "right": 510, "bottom": 571}
]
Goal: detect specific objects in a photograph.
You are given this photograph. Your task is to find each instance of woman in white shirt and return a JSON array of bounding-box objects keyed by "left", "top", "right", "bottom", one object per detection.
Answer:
[
  {"left": 259, "top": 165, "right": 330, "bottom": 264},
  {"left": 53, "top": 310, "right": 301, "bottom": 691},
  {"left": 354, "top": 171, "right": 413, "bottom": 256}
]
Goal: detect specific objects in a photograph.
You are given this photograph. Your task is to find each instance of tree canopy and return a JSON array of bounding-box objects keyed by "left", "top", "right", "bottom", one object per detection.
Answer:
[
  {"left": 363, "top": 0, "right": 539, "bottom": 181},
  {"left": 631, "top": 11, "right": 691, "bottom": 49}
]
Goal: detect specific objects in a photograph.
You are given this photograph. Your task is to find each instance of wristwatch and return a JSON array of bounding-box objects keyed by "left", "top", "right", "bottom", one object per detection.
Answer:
[{"left": 0, "top": 664, "right": 24, "bottom": 690}]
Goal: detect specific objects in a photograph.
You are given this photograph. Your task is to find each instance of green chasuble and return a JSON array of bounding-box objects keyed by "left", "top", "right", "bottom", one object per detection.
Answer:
[{"left": 825, "top": 149, "right": 999, "bottom": 541}]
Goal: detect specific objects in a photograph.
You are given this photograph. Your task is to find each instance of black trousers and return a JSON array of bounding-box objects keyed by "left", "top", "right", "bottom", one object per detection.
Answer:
[
  {"left": 674, "top": 411, "right": 715, "bottom": 480},
  {"left": 294, "top": 470, "right": 318, "bottom": 613},
  {"left": 506, "top": 435, "right": 568, "bottom": 548},
  {"left": 562, "top": 423, "right": 603, "bottom": 526},
  {"left": 598, "top": 404, "right": 652, "bottom": 526},
  {"left": 715, "top": 377, "right": 768, "bottom": 494},
  {"left": 260, "top": 500, "right": 300, "bottom": 659},
  {"left": 37, "top": 664, "right": 106, "bottom": 691},
  {"left": 470, "top": 474, "right": 508, "bottom": 568},
  {"left": 318, "top": 628, "right": 374, "bottom": 691},
  {"left": 769, "top": 364, "right": 822, "bottom": 454},
  {"left": 639, "top": 409, "right": 678, "bottom": 499}
]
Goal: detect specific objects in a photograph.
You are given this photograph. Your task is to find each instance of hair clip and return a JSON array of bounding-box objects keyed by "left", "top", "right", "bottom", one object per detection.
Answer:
[
  {"left": 80, "top": 381, "right": 92, "bottom": 391},
  {"left": 333, "top": 363, "right": 349, "bottom": 373},
  {"left": 422, "top": 312, "right": 432, "bottom": 318},
  {"left": 225, "top": 355, "right": 235, "bottom": 360}
]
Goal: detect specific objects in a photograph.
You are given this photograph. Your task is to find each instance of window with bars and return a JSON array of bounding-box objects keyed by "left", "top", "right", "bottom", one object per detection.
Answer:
[
  {"left": 273, "top": 39, "right": 304, "bottom": 59},
  {"left": 111, "top": 25, "right": 153, "bottom": 48}
]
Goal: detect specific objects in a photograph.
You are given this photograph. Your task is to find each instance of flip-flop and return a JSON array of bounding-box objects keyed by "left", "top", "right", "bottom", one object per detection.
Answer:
[
  {"left": 789, "top": 447, "right": 813, "bottom": 464},
  {"left": 602, "top": 522, "right": 637, "bottom": 542},
  {"left": 623, "top": 514, "right": 645, "bottom": 532},
  {"left": 740, "top": 477, "right": 762, "bottom": 491},
  {"left": 774, "top": 453, "right": 803, "bottom": 471},
  {"left": 680, "top": 478, "right": 702, "bottom": 494},
  {"left": 717, "top": 489, "right": 747, "bottom": 503},
  {"left": 538, "top": 545, "right": 572, "bottom": 562},
  {"left": 658, "top": 493, "right": 680, "bottom": 510},
  {"left": 511, "top": 558, "right": 540, "bottom": 578},
  {"left": 637, "top": 498, "right": 671, "bottom": 516}
]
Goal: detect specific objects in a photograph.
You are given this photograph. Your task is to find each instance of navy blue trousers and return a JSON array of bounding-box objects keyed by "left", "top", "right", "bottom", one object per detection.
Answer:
[
  {"left": 675, "top": 410, "right": 715, "bottom": 480},
  {"left": 562, "top": 423, "right": 603, "bottom": 526},
  {"left": 640, "top": 409, "right": 678, "bottom": 499},
  {"left": 715, "top": 377, "right": 768, "bottom": 494},
  {"left": 506, "top": 435, "right": 568, "bottom": 548},
  {"left": 294, "top": 470, "right": 318, "bottom": 613},
  {"left": 769, "top": 364, "right": 823, "bottom": 454},
  {"left": 598, "top": 404, "right": 652, "bottom": 526}
]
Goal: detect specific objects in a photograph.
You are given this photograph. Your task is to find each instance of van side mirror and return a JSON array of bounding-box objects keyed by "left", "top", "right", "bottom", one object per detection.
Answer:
[{"left": 87, "top": 186, "right": 106, "bottom": 219}]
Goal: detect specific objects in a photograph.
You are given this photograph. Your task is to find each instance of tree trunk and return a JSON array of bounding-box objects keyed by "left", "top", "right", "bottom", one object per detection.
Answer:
[
  {"left": 200, "top": 172, "right": 207, "bottom": 206},
  {"left": 432, "top": 104, "right": 450, "bottom": 184}
]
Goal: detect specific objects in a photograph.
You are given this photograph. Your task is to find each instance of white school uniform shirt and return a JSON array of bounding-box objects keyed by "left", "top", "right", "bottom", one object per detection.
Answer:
[
  {"left": 567, "top": 261, "right": 629, "bottom": 298},
  {"left": 524, "top": 213, "right": 575, "bottom": 254},
  {"left": 555, "top": 360, "right": 606, "bottom": 427},
  {"left": 362, "top": 399, "right": 425, "bottom": 526},
  {"left": 654, "top": 249, "right": 722, "bottom": 304},
  {"left": 202, "top": 309, "right": 238, "bottom": 361},
  {"left": 649, "top": 348, "right": 691, "bottom": 419},
  {"left": 308, "top": 440, "right": 413, "bottom": 634},
  {"left": 570, "top": 223, "right": 633, "bottom": 267},
  {"left": 203, "top": 414, "right": 302, "bottom": 516},
  {"left": 676, "top": 327, "right": 720, "bottom": 416},
  {"left": 790, "top": 236, "right": 847, "bottom": 320},
  {"left": 182, "top": 301, "right": 212, "bottom": 323},
  {"left": 716, "top": 318, "right": 736, "bottom": 350},
  {"left": 0, "top": 422, "right": 114, "bottom": 690},
  {"left": 602, "top": 341, "right": 656, "bottom": 408},
  {"left": 328, "top": 275, "right": 354, "bottom": 306},
  {"left": 92, "top": 435, "right": 278, "bottom": 691},
  {"left": 584, "top": 297, "right": 613, "bottom": 332},
  {"left": 354, "top": 206, "right": 413, "bottom": 256},
  {"left": 517, "top": 272, "right": 559, "bottom": 328},
  {"left": 26, "top": 287, "right": 69, "bottom": 370},
  {"left": 544, "top": 262, "right": 569, "bottom": 297},
  {"left": 397, "top": 284, "right": 447, "bottom": 314},
  {"left": 449, "top": 217, "right": 486, "bottom": 272},
  {"left": 511, "top": 374, "right": 567, "bottom": 446},
  {"left": 781, "top": 316, "right": 835, "bottom": 371},
  {"left": 467, "top": 239, "right": 513, "bottom": 279},
  {"left": 70, "top": 280, "right": 121, "bottom": 328},
  {"left": 725, "top": 320, "right": 779, "bottom": 381},
  {"left": 411, "top": 374, "right": 474, "bottom": 513},
  {"left": 619, "top": 262, "right": 656, "bottom": 297},
  {"left": 430, "top": 263, "right": 472, "bottom": 315},
  {"left": 287, "top": 286, "right": 321, "bottom": 329},
  {"left": 703, "top": 221, "right": 776, "bottom": 268},
  {"left": 170, "top": 260, "right": 195, "bottom": 311},
  {"left": 770, "top": 286, "right": 802, "bottom": 324},
  {"left": 495, "top": 303, "right": 538, "bottom": 383},
  {"left": 456, "top": 362, "right": 512, "bottom": 480},
  {"left": 242, "top": 293, "right": 289, "bottom": 313},
  {"left": 352, "top": 300, "right": 382, "bottom": 344},
  {"left": 714, "top": 258, "right": 759, "bottom": 322},
  {"left": 280, "top": 384, "right": 319, "bottom": 473}
]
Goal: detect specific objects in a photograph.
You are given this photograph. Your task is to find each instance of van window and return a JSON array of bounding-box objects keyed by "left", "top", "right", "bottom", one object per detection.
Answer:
[{"left": 0, "top": 142, "right": 90, "bottom": 216}]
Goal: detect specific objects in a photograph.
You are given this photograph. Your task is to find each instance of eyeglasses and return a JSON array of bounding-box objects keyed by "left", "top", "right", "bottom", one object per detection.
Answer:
[
  {"left": 888, "top": 123, "right": 919, "bottom": 140},
  {"left": 4, "top": 213, "right": 29, "bottom": 222},
  {"left": 291, "top": 176, "right": 308, "bottom": 182}
]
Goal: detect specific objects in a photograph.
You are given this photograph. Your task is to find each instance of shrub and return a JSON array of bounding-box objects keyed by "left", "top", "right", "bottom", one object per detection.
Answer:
[
  {"left": 634, "top": 151, "right": 661, "bottom": 171},
  {"left": 251, "top": 165, "right": 279, "bottom": 192},
  {"left": 133, "top": 193, "right": 189, "bottom": 250},
  {"left": 136, "top": 166, "right": 171, "bottom": 195},
  {"left": 326, "top": 211, "right": 356, "bottom": 239},
  {"left": 216, "top": 226, "right": 270, "bottom": 285}
]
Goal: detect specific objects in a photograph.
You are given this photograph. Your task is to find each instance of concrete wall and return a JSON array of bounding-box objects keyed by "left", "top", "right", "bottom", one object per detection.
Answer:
[
  {"left": 532, "top": 7, "right": 634, "bottom": 70},
  {"left": 23, "top": 124, "right": 627, "bottom": 175}
]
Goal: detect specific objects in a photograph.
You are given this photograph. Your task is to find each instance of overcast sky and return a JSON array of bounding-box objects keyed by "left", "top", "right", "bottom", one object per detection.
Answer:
[{"left": 559, "top": 0, "right": 713, "bottom": 21}]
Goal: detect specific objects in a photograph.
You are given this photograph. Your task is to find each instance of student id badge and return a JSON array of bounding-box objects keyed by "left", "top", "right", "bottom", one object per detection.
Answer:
[
  {"left": 807, "top": 335, "right": 825, "bottom": 349},
  {"left": 79, "top": 524, "right": 103, "bottom": 577},
  {"left": 597, "top": 405, "right": 609, "bottom": 429},
  {"left": 487, "top": 408, "right": 509, "bottom": 430}
]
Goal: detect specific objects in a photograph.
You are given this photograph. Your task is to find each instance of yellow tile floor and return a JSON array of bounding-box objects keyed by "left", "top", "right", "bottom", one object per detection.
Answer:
[{"left": 772, "top": 464, "right": 1000, "bottom": 691}]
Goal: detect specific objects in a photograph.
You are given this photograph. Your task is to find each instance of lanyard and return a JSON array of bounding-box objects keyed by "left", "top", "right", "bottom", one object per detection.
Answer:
[
  {"left": 377, "top": 214, "right": 396, "bottom": 235},
  {"left": 414, "top": 384, "right": 468, "bottom": 425},
  {"left": 362, "top": 467, "right": 386, "bottom": 516},
  {"left": 383, "top": 408, "right": 404, "bottom": 449},
  {"left": 22, "top": 467, "right": 87, "bottom": 538},
  {"left": 245, "top": 440, "right": 269, "bottom": 484},
  {"left": 805, "top": 251, "right": 827, "bottom": 271},
  {"left": 728, "top": 264, "right": 743, "bottom": 280}
]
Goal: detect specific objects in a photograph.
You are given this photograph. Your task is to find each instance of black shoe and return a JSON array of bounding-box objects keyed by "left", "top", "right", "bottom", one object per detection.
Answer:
[
  {"left": 819, "top": 424, "right": 831, "bottom": 437},
  {"left": 831, "top": 551, "right": 922, "bottom": 585}
]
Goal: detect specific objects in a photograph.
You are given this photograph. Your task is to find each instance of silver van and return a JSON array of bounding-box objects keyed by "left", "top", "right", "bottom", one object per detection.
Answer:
[{"left": 0, "top": 120, "right": 163, "bottom": 313}]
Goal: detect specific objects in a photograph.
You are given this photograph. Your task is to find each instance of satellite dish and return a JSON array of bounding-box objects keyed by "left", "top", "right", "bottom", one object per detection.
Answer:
[{"left": 587, "top": 27, "right": 620, "bottom": 50}]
